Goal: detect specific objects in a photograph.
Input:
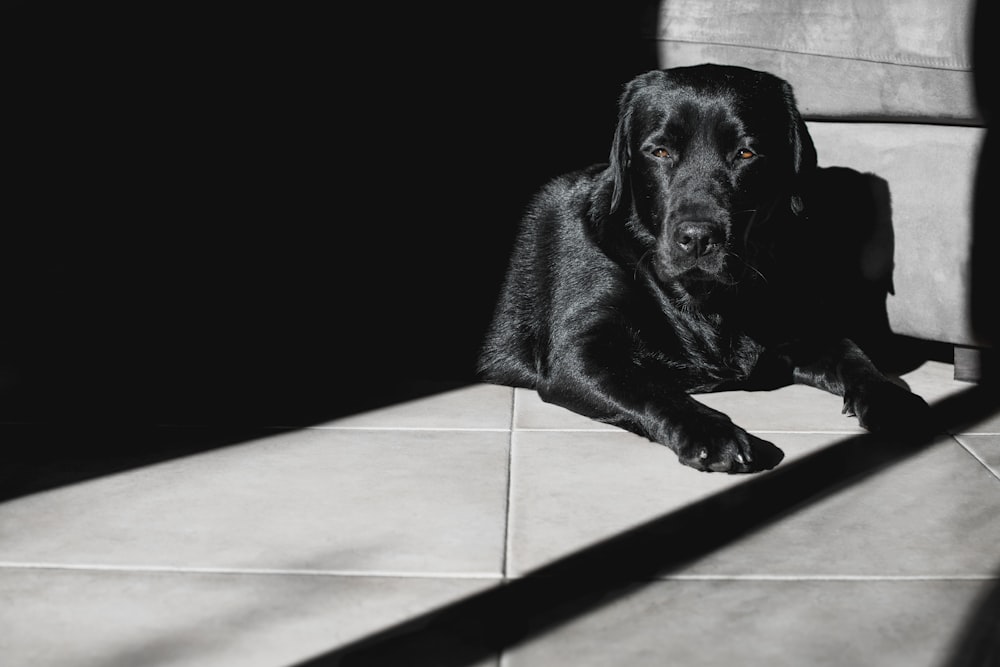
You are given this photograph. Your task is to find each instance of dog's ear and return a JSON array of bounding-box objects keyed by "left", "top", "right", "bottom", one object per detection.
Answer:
[
  {"left": 609, "top": 87, "right": 635, "bottom": 213},
  {"left": 782, "top": 81, "right": 817, "bottom": 215}
]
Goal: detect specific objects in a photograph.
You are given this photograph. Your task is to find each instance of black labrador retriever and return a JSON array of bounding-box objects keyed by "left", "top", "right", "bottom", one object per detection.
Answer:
[{"left": 478, "top": 64, "right": 931, "bottom": 473}]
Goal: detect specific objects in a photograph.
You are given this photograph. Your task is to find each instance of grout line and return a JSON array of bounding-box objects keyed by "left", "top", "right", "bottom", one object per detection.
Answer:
[
  {"left": 953, "top": 436, "right": 1000, "bottom": 483},
  {"left": 144, "top": 424, "right": 997, "bottom": 435},
  {"left": 4, "top": 562, "right": 993, "bottom": 583},
  {"left": 149, "top": 424, "right": 1000, "bottom": 436},
  {"left": 152, "top": 424, "right": 511, "bottom": 432},
  {"left": 142, "top": 428, "right": 982, "bottom": 442},
  {"left": 0, "top": 562, "right": 505, "bottom": 580},
  {"left": 300, "top": 426, "right": 511, "bottom": 432},
  {"left": 147, "top": 424, "right": 998, "bottom": 435},
  {"left": 500, "top": 572, "right": 1000, "bottom": 582},
  {"left": 501, "top": 389, "right": 517, "bottom": 579}
]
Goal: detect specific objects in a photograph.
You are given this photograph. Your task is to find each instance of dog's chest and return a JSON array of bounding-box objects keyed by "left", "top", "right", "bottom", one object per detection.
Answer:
[
  {"left": 699, "top": 332, "right": 760, "bottom": 387},
  {"left": 656, "top": 313, "right": 763, "bottom": 391}
]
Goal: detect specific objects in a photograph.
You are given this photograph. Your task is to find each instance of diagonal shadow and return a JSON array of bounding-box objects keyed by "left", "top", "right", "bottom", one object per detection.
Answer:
[
  {"left": 944, "top": 565, "right": 1000, "bottom": 667},
  {"left": 0, "top": 380, "right": 475, "bottom": 504},
  {"left": 322, "top": 384, "right": 1000, "bottom": 667}
]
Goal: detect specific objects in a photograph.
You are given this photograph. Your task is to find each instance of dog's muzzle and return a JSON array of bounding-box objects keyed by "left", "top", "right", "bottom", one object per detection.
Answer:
[
  {"left": 674, "top": 221, "right": 723, "bottom": 259},
  {"left": 653, "top": 218, "right": 729, "bottom": 282}
]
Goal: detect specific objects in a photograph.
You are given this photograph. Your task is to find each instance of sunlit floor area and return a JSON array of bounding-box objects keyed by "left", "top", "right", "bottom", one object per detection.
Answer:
[{"left": 2, "top": 361, "right": 999, "bottom": 666}]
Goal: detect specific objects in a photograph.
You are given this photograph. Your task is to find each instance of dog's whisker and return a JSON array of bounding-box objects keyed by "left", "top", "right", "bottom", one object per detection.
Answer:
[
  {"left": 633, "top": 249, "right": 654, "bottom": 280},
  {"left": 729, "top": 251, "right": 768, "bottom": 284},
  {"left": 744, "top": 262, "right": 767, "bottom": 283}
]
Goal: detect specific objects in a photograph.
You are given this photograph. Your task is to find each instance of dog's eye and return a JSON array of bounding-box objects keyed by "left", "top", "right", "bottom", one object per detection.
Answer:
[
  {"left": 651, "top": 148, "right": 671, "bottom": 159},
  {"left": 736, "top": 148, "right": 756, "bottom": 160}
]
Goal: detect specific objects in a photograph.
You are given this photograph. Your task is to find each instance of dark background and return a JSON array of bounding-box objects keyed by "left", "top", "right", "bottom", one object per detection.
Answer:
[{"left": 1, "top": 2, "right": 660, "bottom": 425}]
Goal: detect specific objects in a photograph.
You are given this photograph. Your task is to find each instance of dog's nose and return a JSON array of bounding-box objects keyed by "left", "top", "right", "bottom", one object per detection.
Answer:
[{"left": 674, "top": 222, "right": 723, "bottom": 257}]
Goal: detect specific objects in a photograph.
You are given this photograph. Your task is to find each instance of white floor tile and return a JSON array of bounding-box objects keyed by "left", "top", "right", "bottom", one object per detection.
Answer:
[
  {"left": 0, "top": 568, "right": 496, "bottom": 667},
  {"left": 507, "top": 429, "right": 1000, "bottom": 577},
  {"left": 0, "top": 428, "right": 510, "bottom": 576},
  {"left": 504, "top": 579, "right": 996, "bottom": 667},
  {"left": 506, "top": 430, "right": 836, "bottom": 575},
  {"left": 323, "top": 384, "right": 513, "bottom": 430}
]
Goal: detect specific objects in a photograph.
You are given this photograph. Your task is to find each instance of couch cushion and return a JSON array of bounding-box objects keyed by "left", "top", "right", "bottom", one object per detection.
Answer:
[
  {"left": 654, "top": 0, "right": 980, "bottom": 123},
  {"left": 808, "top": 121, "right": 986, "bottom": 346}
]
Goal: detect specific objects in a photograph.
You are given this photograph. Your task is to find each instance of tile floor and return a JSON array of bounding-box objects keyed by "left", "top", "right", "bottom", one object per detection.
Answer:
[{"left": 1, "top": 361, "right": 999, "bottom": 666}]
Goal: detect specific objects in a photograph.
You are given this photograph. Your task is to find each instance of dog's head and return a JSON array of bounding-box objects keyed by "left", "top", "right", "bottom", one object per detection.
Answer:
[{"left": 607, "top": 65, "right": 816, "bottom": 291}]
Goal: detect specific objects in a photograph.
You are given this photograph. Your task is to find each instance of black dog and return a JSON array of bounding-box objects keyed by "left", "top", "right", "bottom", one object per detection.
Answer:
[{"left": 478, "top": 64, "right": 931, "bottom": 473}]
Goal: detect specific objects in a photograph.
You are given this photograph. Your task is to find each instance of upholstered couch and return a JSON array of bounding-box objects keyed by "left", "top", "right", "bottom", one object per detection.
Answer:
[{"left": 652, "top": 0, "right": 990, "bottom": 380}]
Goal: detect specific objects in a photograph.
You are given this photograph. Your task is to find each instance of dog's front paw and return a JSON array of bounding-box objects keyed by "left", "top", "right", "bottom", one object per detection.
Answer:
[
  {"left": 843, "top": 381, "right": 933, "bottom": 437},
  {"left": 672, "top": 414, "right": 782, "bottom": 474}
]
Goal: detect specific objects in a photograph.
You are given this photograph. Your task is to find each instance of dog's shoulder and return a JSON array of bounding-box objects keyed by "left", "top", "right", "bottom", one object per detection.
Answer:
[{"left": 512, "top": 163, "right": 624, "bottom": 277}]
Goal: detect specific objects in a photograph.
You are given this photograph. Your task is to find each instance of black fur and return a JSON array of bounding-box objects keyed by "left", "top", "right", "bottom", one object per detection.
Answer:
[{"left": 478, "top": 64, "right": 931, "bottom": 473}]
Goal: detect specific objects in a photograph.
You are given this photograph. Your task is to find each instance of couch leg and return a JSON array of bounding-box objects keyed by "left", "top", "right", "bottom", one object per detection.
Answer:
[{"left": 954, "top": 345, "right": 994, "bottom": 383}]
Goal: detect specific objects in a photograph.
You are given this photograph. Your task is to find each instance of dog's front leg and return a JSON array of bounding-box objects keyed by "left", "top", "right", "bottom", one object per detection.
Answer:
[
  {"left": 790, "top": 338, "right": 933, "bottom": 435},
  {"left": 536, "top": 343, "right": 779, "bottom": 473}
]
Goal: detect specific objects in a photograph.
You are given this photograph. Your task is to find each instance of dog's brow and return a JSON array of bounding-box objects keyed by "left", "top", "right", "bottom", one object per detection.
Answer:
[
  {"left": 713, "top": 115, "right": 743, "bottom": 147},
  {"left": 661, "top": 117, "right": 689, "bottom": 145},
  {"left": 652, "top": 100, "right": 743, "bottom": 150},
  {"left": 641, "top": 99, "right": 699, "bottom": 146}
]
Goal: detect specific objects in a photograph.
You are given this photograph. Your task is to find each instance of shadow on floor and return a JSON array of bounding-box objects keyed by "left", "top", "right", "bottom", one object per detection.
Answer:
[
  {"left": 326, "top": 384, "right": 1000, "bottom": 667},
  {"left": 945, "top": 566, "right": 1000, "bottom": 667},
  {"left": 0, "top": 378, "right": 473, "bottom": 503},
  {"left": 0, "top": 2, "right": 660, "bottom": 505}
]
